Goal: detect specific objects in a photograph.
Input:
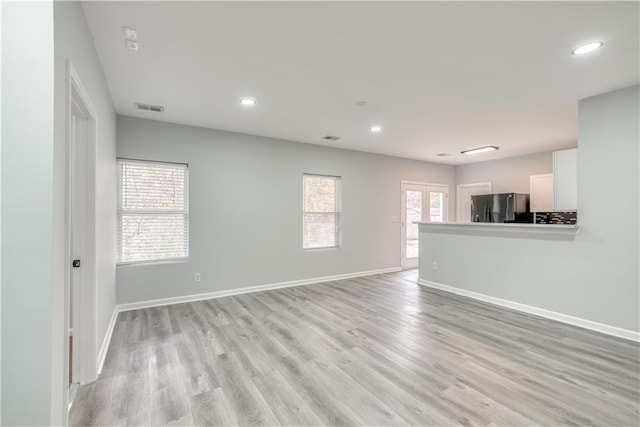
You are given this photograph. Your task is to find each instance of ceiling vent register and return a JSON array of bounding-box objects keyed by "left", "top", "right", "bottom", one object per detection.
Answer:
[
  {"left": 322, "top": 135, "right": 341, "bottom": 141},
  {"left": 135, "top": 103, "right": 164, "bottom": 113}
]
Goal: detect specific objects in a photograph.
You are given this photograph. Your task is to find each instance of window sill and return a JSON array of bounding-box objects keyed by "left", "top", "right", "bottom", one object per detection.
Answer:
[
  {"left": 117, "top": 257, "right": 189, "bottom": 268},
  {"left": 303, "top": 246, "right": 341, "bottom": 251}
]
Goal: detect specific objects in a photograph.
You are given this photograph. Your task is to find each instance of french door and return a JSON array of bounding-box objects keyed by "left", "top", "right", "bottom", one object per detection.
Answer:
[{"left": 401, "top": 182, "right": 448, "bottom": 269}]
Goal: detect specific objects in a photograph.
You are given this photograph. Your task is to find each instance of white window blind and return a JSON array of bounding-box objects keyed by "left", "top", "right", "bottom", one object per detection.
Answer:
[
  {"left": 117, "top": 159, "right": 189, "bottom": 264},
  {"left": 303, "top": 174, "right": 341, "bottom": 249}
]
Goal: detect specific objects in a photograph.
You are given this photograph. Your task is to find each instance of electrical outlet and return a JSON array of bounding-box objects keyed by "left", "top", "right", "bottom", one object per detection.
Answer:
[
  {"left": 432, "top": 262, "right": 438, "bottom": 271},
  {"left": 194, "top": 273, "right": 201, "bottom": 282}
]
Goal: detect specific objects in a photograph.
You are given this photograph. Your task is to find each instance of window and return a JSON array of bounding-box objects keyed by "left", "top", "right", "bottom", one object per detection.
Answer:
[
  {"left": 117, "top": 159, "right": 189, "bottom": 264},
  {"left": 303, "top": 174, "right": 341, "bottom": 249}
]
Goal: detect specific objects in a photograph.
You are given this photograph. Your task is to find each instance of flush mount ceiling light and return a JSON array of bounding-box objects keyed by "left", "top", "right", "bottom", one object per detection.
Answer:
[
  {"left": 461, "top": 145, "right": 499, "bottom": 155},
  {"left": 571, "top": 41, "right": 603, "bottom": 56},
  {"left": 240, "top": 98, "right": 256, "bottom": 106},
  {"left": 370, "top": 126, "right": 382, "bottom": 133}
]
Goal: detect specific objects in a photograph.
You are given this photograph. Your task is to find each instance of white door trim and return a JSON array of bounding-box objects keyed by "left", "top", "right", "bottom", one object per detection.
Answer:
[
  {"left": 456, "top": 182, "right": 492, "bottom": 222},
  {"left": 64, "top": 61, "right": 98, "bottom": 415}
]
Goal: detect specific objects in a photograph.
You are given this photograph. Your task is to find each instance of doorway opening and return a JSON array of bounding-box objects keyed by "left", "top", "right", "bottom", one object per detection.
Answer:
[
  {"left": 456, "top": 182, "right": 492, "bottom": 223},
  {"left": 401, "top": 181, "right": 448, "bottom": 269},
  {"left": 66, "top": 62, "right": 97, "bottom": 409}
]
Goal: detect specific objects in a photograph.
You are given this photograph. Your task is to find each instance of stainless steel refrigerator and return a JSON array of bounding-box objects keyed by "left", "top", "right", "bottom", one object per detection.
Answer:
[{"left": 470, "top": 193, "right": 530, "bottom": 223}]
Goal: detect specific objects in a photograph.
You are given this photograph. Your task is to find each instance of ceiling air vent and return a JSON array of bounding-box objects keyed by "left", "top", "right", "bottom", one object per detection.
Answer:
[
  {"left": 322, "top": 135, "right": 341, "bottom": 141},
  {"left": 134, "top": 103, "right": 164, "bottom": 113},
  {"left": 437, "top": 153, "right": 452, "bottom": 157}
]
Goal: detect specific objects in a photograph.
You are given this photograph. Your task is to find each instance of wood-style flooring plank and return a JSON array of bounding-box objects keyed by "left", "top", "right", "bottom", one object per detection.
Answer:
[{"left": 70, "top": 270, "right": 640, "bottom": 426}]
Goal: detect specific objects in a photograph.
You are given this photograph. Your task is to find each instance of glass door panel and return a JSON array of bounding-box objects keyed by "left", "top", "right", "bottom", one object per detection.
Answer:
[
  {"left": 405, "top": 190, "right": 423, "bottom": 259},
  {"left": 429, "top": 191, "right": 445, "bottom": 222}
]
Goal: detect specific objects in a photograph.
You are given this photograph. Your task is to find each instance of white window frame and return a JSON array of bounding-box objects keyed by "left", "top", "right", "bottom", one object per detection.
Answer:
[
  {"left": 302, "top": 173, "right": 342, "bottom": 250},
  {"left": 117, "top": 158, "right": 189, "bottom": 266}
]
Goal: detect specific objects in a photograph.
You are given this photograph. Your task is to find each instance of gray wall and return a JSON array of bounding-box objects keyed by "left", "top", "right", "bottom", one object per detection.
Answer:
[
  {"left": 54, "top": 2, "right": 117, "bottom": 399},
  {"left": 116, "top": 116, "right": 456, "bottom": 304},
  {"left": 420, "top": 85, "right": 639, "bottom": 332},
  {"left": 1, "top": 2, "right": 3, "bottom": 421},
  {"left": 576, "top": 84, "right": 639, "bottom": 331},
  {"left": 2, "top": 2, "right": 55, "bottom": 424},
  {"left": 1, "top": 2, "right": 116, "bottom": 425},
  {"left": 455, "top": 150, "right": 555, "bottom": 194}
]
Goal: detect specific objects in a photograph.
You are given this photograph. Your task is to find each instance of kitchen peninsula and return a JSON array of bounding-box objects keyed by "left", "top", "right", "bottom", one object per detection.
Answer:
[
  {"left": 413, "top": 219, "right": 638, "bottom": 339},
  {"left": 416, "top": 221, "right": 581, "bottom": 305}
]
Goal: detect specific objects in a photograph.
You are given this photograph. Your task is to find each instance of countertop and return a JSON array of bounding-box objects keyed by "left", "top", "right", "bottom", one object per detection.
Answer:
[{"left": 416, "top": 221, "right": 580, "bottom": 236}]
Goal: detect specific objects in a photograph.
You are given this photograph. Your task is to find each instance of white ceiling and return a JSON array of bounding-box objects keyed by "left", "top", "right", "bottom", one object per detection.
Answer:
[{"left": 82, "top": 1, "right": 639, "bottom": 165}]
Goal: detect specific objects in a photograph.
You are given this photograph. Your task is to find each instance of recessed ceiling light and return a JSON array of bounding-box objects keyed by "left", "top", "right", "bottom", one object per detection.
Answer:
[
  {"left": 370, "top": 126, "right": 382, "bottom": 133},
  {"left": 461, "top": 145, "right": 499, "bottom": 155},
  {"left": 571, "top": 41, "right": 603, "bottom": 56},
  {"left": 240, "top": 98, "right": 256, "bottom": 106}
]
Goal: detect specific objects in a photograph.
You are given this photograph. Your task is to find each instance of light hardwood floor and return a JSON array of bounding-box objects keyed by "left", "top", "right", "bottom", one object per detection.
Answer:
[{"left": 70, "top": 270, "right": 640, "bottom": 426}]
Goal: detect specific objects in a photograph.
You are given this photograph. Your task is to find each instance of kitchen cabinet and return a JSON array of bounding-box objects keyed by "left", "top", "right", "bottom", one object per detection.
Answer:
[
  {"left": 529, "top": 173, "right": 553, "bottom": 212},
  {"left": 553, "top": 148, "right": 577, "bottom": 211}
]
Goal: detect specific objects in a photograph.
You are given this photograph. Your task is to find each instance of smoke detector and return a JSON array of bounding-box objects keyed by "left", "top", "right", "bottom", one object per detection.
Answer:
[
  {"left": 134, "top": 103, "right": 164, "bottom": 113},
  {"left": 123, "top": 26, "right": 138, "bottom": 41},
  {"left": 123, "top": 26, "right": 139, "bottom": 51}
]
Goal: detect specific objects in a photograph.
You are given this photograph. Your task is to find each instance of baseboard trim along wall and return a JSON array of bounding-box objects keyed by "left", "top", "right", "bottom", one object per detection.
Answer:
[
  {"left": 97, "top": 307, "right": 120, "bottom": 375},
  {"left": 118, "top": 267, "right": 401, "bottom": 312},
  {"left": 97, "top": 266, "right": 402, "bottom": 372},
  {"left": 417, "top": 279, "right": 640, "bottom": 343}
]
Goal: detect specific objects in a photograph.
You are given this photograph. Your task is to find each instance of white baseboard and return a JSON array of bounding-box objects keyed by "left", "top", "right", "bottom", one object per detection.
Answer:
[
  {"left": 417, "top": 279, "right": 640, "bottom": 342},
  {"left": 97, "top": 306, "right": 119, "bottom": 375},
  {"left": 117, "top": 266, "right": 402, "bottom": 313}
]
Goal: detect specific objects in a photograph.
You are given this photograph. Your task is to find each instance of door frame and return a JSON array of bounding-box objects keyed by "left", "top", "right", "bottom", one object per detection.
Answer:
[
  {"left": 64, "top": 61, "right": 97, "bottom": 407},
  {"left": 400, "top": 180, "right": 449, "bottom": 269},
  {"left": 456, "top": 182, "right": 492, "bottom": 223}
]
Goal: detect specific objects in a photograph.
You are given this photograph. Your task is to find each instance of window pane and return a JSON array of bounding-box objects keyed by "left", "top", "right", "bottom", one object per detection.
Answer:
[
  {"left": 303, "top": 176, "right": 336, "bottom": 212},
  {"left": 303, "top": 174, "right": 341, "bottom": 249},
  {"left": 429, "top": 192, "right": 444, "bottom": 222},
  {"left": 118, "top": 159, "right": 189, "bottom": 264},
  {"left": 121, "top": 162, "right": 186, "bottom": 211},
  {"left": 119, "top": 214, "right": 188, "bottom": 263},
  {"left": 406, "top": 190, "right": 422, "bottom": 259},
  {"left": 303, "top": 213, "right": 337, "bottom": 248}
]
